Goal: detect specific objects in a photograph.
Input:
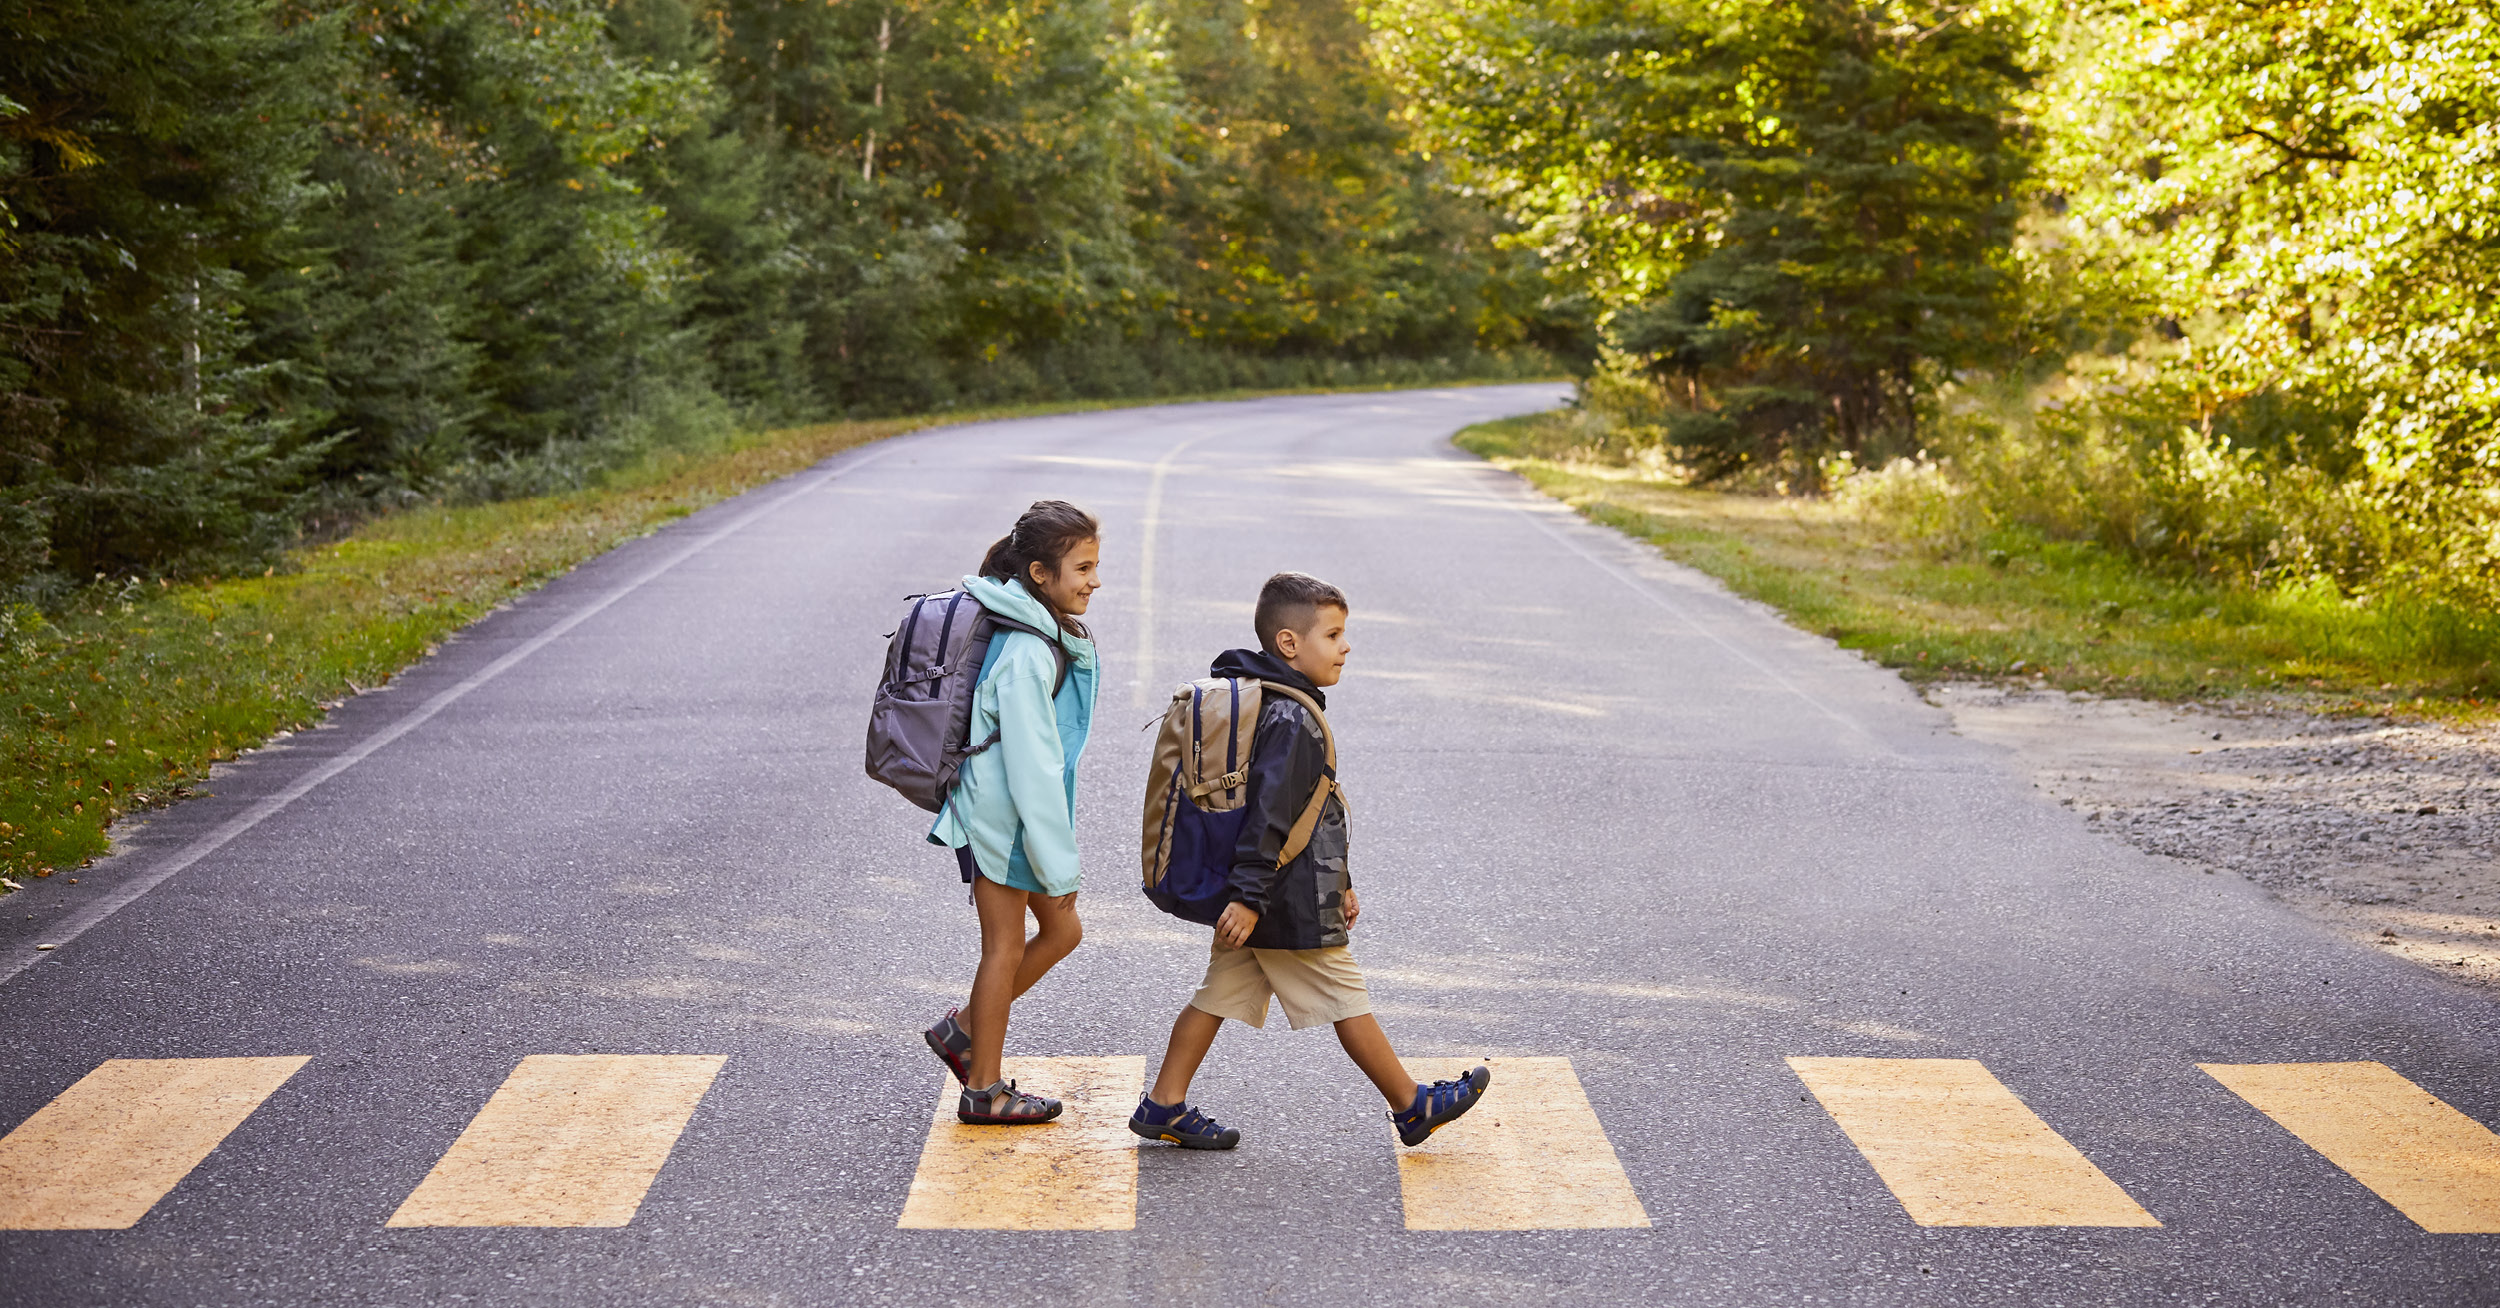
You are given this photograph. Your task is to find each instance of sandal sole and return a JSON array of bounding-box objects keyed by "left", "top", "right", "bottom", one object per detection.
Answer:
[
  {"left": 923, "top": 1029, "right": 972, "bottom": 1085},
  {"left": 1127, "top": 1120, "right": 1239, "bottom": 1149},
  {"left": 956, "top": 1108, "right": 1064, "bottom": 1125}
]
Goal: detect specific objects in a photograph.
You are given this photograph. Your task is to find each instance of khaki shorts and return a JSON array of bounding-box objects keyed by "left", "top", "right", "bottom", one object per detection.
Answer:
[{"left": 1188, "top": 941, "right": 1371, "bottom": 1030}]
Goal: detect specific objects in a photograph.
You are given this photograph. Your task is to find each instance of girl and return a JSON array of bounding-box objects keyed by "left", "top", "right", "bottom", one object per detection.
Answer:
[{"left": 922, "top": 500, "right": 1103, "bottom": 1123}]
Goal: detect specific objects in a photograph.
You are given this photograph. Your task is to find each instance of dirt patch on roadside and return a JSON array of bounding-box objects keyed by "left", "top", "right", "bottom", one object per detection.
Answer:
[{"left": 1928, "top": 682, "right": 2500, "bottom": 988}]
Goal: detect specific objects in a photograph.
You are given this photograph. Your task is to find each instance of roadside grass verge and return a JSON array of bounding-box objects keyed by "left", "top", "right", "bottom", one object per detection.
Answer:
[
  {"left": 1460, "top": 412, "right": 2500, "bottom": 718},
  {"left": 0, "top": 383, "right": 1548, "bottom": 889}
]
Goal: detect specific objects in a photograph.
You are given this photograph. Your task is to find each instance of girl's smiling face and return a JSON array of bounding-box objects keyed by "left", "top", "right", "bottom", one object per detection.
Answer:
[{"left": 1029, "top": 536, "right": 1102, "bottom": 615}]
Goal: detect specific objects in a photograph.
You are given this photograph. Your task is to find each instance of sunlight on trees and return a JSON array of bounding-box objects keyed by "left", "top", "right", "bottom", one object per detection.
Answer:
[
  {"left": 0, "top": 0, "right": 1562, "bottom": 599},
  {"left": 3, "top": 0, "right": 2494, "bottom": 616}
]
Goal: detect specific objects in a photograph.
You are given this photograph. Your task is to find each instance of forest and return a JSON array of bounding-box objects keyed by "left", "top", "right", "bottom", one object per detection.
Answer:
[{"left": 5, "top": 0, "right": 2498, "bottom": 618}]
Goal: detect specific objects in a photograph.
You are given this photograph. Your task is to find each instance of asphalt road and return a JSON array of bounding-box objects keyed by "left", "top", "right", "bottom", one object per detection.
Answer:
[{"left": 3, "top": 386, "right": 2496, "bottom": 1305}]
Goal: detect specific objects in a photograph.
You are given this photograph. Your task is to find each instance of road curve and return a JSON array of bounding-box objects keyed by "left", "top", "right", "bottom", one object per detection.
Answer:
[{"left": 1, "top": 386, "right": 2495, "bottom": 1305}]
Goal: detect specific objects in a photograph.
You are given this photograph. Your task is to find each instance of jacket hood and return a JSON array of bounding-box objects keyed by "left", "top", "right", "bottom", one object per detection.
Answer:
[
  {"left": 1210, "top": 647, "right": 1325, "bottom": 709},
  {"left": 965, "top": 575, "right": 1097, "bottom": 669}
]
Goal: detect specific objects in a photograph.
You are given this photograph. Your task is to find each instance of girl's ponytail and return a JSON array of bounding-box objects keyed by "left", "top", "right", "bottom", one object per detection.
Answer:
[
  {"left": 979, "top": 534, "right": 1020, "bottom": 581},
  {"left": 980, "top": 500, "right": 1100, "bottom": 637}
]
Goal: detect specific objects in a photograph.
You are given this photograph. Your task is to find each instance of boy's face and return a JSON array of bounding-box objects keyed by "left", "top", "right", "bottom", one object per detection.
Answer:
[{"left": 1274, "top": 605, "right": 1351, "bottom": 688}]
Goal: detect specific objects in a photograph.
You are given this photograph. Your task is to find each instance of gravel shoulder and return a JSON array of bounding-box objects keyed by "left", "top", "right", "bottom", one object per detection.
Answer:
[{"left": 1930, "top": 681, "right": 2500, "bottom": 988}]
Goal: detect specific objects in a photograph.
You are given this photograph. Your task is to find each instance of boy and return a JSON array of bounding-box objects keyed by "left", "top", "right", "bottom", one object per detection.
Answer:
[{"left": 1128, "top": 571, "right": 1491, "bottom": 1150}]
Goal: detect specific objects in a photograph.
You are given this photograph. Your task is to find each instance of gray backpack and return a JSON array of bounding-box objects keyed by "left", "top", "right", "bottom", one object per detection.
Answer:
[{"left": 864, "top": 589, "right": 1068, "bottom": 813}]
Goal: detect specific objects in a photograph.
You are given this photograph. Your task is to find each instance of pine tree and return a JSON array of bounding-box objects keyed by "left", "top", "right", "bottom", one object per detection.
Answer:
[
  {"left": 609, "top": 0, "right": 808, "bottom": 422},
  {"left": 0, "top": 0, "right": 334, "bottom": 583},
  {"left": 247, "top": 8, "right": 485, "bottom": 500}
]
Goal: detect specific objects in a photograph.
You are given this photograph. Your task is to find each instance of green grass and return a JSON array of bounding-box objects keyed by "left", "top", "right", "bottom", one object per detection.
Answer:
[
  {"left": 0, "top": 382, "right": 1557, "bottom": 891},
  {"left": 1460, "top": 412, "right": 2500, "bottom": 717}
]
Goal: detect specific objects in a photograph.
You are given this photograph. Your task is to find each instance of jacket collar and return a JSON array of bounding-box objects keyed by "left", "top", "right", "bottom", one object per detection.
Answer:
[
  {"left": 963, "top": 574, "right": 1097, "bottom": 669},
  {"left": 1210, "top": 647, "right": 1325, "bottom": 710}
]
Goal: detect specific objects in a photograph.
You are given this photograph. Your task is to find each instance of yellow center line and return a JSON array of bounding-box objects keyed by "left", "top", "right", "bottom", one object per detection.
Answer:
[
  {"left": 1398, "top": 1056, "right": 1650, "bottom": 1230},
  {"left": 2201, "top": 1061, "right": 2500, "bottom": 1233},
  {"left": 1789, "top": 1056, "right": 2160, "bottom": 1227},
  {"left": 0, "top": 1056, "right": 310, "bottom": 1230},
  {"left": 897, "top": 1056, "right": 1144, "bottom": 1230},
  {"left": 387, "top": 1053, "right": 725, "bottom": 1228}
]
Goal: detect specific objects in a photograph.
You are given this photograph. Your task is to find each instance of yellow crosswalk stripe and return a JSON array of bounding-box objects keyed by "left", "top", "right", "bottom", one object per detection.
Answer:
[
  {"left": 1398, "top": 1056, "right": 1649, "bottom": 1230},
  {"left": 1788, "top": 1056, "right": 2160, "bottom": 1227},
  {"left": 0, "top": 1056, "right": 310, "bottom": 1230},
  {"left": 386, "top": 1054, "right": 724, "bottom": 1228},
  {"left": 2201, "top": 1061, "right": 2500, "bottom": 1233},
  {"left": 897, "top": 1056, "right": 1144, "bottom": 1230}
]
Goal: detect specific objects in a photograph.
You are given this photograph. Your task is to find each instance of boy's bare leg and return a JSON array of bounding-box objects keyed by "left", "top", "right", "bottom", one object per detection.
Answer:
[
  {"left": 1334, "top": 1013, "right": 1422, "bottom": 1110},
  {"left": 963, "top": 877, "right": 1033, "bottom": 1090},
  {"left": 1010, "top": 889, "right": 1081, "bottom": 999},
  {"left": 1149, "top": 1005, "right": 1224, "bottom": 1106}
]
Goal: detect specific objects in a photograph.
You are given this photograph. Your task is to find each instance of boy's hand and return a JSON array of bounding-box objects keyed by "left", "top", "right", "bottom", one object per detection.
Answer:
[
  {"left": 1214, "top": 901, "right": 1259, "bottom": 949},
  {"left": 1342, "top": 887, "right": 1360, "bottom": 927}
]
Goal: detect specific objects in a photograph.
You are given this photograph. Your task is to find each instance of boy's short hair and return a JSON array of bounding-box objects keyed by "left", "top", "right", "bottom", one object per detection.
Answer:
[{"left": 1255, "top": 572, "right": 1349, "bottom": 654}]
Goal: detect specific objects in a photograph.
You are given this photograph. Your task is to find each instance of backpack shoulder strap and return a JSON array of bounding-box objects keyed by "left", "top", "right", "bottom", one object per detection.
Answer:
[
  {"left": 978, "top": 613, "right": 1071, "bottom": 698},
  {"left": 952, "top": 614, "right": 1071, "bottom": 768},
  {"left": 1258, "top": 682, "right": 1341, "bottom": 867}
]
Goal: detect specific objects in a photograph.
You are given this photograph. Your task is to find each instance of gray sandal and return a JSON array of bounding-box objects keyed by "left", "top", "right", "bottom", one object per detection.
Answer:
[{"left": 958, "top": 1078, "right": 1063, "bottom": 1125}]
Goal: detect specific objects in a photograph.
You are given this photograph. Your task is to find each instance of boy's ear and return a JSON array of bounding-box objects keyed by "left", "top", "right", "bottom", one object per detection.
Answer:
[{"left": 1271, "top": 626, "right": 1299, "bottom": 659}]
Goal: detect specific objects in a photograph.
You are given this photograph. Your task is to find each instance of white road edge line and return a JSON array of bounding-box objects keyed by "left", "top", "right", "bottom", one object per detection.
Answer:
[
  {"left": 1462, "top": 457, "right": 1901, "bottom": 758},
  {"left": 1, "top": 443, "right": 902, "bottom": 987}
]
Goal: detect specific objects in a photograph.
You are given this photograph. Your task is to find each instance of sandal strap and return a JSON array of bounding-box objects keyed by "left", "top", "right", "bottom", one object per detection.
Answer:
[{"left": 967, "top": 1078, "right": 1058, "bottom": 1119}]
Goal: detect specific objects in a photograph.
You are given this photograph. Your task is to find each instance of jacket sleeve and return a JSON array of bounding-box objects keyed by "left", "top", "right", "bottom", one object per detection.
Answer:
[
  {"left": 1227, "top": 702, "right": 1326, "bottom": 914},
  {"left": 992, "top": 644, "right": 1081, "bottom": 896}
]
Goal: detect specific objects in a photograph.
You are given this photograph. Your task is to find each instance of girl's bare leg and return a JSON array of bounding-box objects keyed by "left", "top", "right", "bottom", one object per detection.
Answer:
[
  {"left": 964, "top": 877, "right": 1032, "bottom": 1090},
  {"left": 964, "top": 885, "right": 1083, "bottom": 1093},
  {"left": 1013, "top": 890, "right": 1082, "bottom": 998}
]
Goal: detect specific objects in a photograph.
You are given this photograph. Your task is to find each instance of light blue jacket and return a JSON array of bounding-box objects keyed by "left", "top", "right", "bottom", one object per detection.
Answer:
[{"left": 926, "top": 575, "right": 1098, "bottom": 896}]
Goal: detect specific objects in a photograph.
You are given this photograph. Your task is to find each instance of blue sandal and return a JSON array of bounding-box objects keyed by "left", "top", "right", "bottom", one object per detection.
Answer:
[
  {"left": 1128, "top": 1094, "right": 1241, "bottom": 1150},
  {"left": 1393, "top": 1065, "right": 1491, "bottom": 1147}
]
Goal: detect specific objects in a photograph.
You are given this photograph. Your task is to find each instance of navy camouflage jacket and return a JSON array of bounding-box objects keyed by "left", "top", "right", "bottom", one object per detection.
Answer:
[{"left": 1211, "top": 648, "right": 1351, "bottom": 951}]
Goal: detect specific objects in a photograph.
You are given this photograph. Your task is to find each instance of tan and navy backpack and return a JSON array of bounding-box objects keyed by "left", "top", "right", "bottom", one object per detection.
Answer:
[{"left": 1139, "top": 677, "right": 1337, "bottom": 924}]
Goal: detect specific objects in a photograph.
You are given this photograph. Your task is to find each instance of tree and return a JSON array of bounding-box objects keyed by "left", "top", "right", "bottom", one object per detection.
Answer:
[
  {"left": 0, "top": 0, "right": 335, "bottom": 584},
  {"left": 1152, "top": 0, "right": 1549, "bottom": 360},
  {"left": 610, "top": 0, "right": 807, "bottom": 422},
  {"left": 2035, "top": 0, "right": 2500, "bottom": 601},
  {"left": 1374, "top": 0, "right": 2031, "bottom": 481}
]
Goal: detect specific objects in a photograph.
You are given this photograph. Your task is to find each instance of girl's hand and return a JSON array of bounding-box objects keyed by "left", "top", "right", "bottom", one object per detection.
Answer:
[
  {"left": 1342, "top": 887, "right": 1360, "bottom": 927},
  {"left": 1214, "top": 901, "right": 1259, "bottom": 949}
]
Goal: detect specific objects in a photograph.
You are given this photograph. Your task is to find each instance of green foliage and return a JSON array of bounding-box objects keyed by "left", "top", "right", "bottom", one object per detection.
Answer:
[
  {"left": 0, "top": 0, "right": 336, "bottom": 587},
  {"left": 1464, "top": 412, "right": 2500, "bottom": 707},
  {"left": 1412, "top": 0, "right": 2500, "bottom": 620},
  {"left": 1154, "top": 0, "right": 1565, "bottom": 359},
  {"left": 0, "top": 0, "right": 1560, "bottom": 606},
  {"left": 2027, "top": 0, "right": 2500, "bottom": 609},
  {"left": 1374, "top": 0, "right": 2031, "bottom": 481}
]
